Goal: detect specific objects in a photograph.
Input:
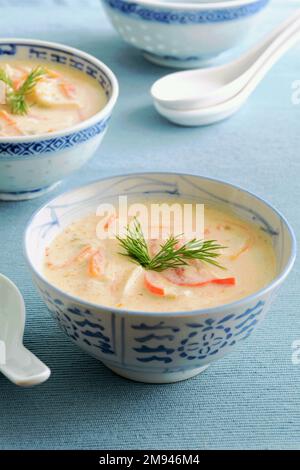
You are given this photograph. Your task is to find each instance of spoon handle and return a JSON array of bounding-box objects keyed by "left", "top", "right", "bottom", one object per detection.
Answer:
[
  {"left": 242, "top": 9, "right": 300, "bottom": 79},
  {"left": 0, "top": 345, "right": 50, "bottom": 387},
  {"left": 206, "top": 10, "right": 300, "bottom": 109},
  {"left": 155, "top": 25, "right": 300, "bottom": 126},
  {"left": 237, "top": 9, "right": 300, "bottom": 65},
  {"left": 219, "top": 9, "right": 300, "bottom": 103},
  {"left": 239, "top": 27, "right": 300, "bottom": 104}
]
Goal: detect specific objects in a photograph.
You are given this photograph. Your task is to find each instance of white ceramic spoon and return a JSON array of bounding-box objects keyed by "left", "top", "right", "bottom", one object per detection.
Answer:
[
  {"left": 0, "top": 273, "right": 50, "bottom": 386},
  {"left": 151, "top": 9, "right": 300, "bottom": 111},
  {"left": 154, "top": 24, "right": 300, "bottom": 126}
]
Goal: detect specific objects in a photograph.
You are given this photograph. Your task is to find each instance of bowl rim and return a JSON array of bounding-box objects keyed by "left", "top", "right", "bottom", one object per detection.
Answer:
[
  {"left": 24, "top": 171, "right": 297, "bottom": 318},
  {"left": 103, "top": 0, "right": 268, "bottom": 12},
  {"left": 0, "top": 38, "right": 119, "bottom": 143}
]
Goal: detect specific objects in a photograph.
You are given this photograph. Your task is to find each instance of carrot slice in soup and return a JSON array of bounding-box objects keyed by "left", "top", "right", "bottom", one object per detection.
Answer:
[
  {"left": 0, "top": 110, "right": 23, "bottom": 135},
  {"left": 103, "top": 214, "right": 117, "bottom": 231},
  {"left": 45, "top": 68, "right": 61, "bottom": 79},
  {"left": 163, "top": 266, "right": 209, "bottom": 286},
  {"left": 60, "top": 82, "right": 76, "bottom": 99},
  {"left": 163, "top": 266, "right": 235, "bottom": 287},
  {"left": 209, "top": 277, "right": 236, "bottom": 286},
  {"left": 88, "top": 249, "right": 106, "bottom": 278},
  {"left": 216, "top": 221, "right": 254, "bottom": 260},
  {"left": 144, "top": 271, "right": 166, "bottom": 297},
  {"left": 47, "top": 245, "right": 94, "bottom": 269},
  {"left": 76, "top": 245, "right": 95, "bottom": 263}
]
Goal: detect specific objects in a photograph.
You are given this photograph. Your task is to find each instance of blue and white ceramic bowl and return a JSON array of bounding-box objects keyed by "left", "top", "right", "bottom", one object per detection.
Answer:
[
  {"left": 24, "top": 173, "right": 296, "bottom": 383},
  {"left": 0, "top": 39, "right": 118, "bottom": 201},
  {"left": 101, "top": 0, "right": 270, "bottom": 68}
]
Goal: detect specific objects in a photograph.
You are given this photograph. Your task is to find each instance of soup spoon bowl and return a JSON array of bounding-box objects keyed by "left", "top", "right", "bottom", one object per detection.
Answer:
[
  {"left": 153, "top": 19, "right": 300, "bottom": 127},
  {"left": 151, "top": 9, "right": 300, "bottom": 111},
  {"left": 154, "top": 95, "right": 245, "bottom": 126},
  {"left": 0, "top": 273, "right": 50, "bottom": 387},
  {"left": 24, "top": 172, "right": 296, "bottom": 383}
]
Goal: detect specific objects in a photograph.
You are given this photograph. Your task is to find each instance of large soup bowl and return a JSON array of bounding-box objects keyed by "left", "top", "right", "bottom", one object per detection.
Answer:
[
  {"left": 101, "top": 0, "right": 270, "bottom": 68},
  {"left": 0, "top": 39, "right": 118, "bottom": 201},
  {"left": 24, "top": 173, "right": 296, "bottom": 383}
]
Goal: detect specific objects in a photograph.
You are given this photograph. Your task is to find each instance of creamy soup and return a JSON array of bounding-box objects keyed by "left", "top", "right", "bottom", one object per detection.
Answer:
[
  {"left": 0, "top": 60, "right": 107, "bottom": 136},
  {"left": 43, "top": 202, "right": 277, "bottom": 312}
]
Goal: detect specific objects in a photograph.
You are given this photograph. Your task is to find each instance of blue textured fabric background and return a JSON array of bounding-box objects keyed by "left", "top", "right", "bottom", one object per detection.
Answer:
[{"left": 0, "top": 0, "right": 299, "bottom": 450}]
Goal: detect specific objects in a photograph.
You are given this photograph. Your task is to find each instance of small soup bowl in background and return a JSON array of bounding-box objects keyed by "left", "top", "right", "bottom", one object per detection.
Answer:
[
  {"left": 24, "top": 173, "right": 296, "bottom": 383},
  {"left": 101, "top": 0, "right": 270, "bottom": 68},
  {"left": 0, "top": 39, "right": 118, "bottom": 201}
]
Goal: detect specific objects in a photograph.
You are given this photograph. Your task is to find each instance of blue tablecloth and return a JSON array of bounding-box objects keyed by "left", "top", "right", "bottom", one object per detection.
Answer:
[{"left": 0, "top": 0, "right": 299, "bottom": 450}]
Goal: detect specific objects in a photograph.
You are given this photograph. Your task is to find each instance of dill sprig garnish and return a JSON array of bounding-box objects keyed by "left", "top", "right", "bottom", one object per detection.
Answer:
[
  {"left": 0, "top": 66, "right": 46, "bottom": 115},
  {"left": 117, "top": 218, "right": 226, "bottom": 272},
  {"left": 0, "top": 68, "right": 13, "bottom": 89}
]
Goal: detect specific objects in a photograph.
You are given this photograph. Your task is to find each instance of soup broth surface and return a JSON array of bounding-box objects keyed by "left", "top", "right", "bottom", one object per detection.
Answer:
[
  {"left": 43, "top": 201, "right": 277, "bottom": 312},
  {"left": 0, "top": 60, "right": 107, "bottom": 136}
]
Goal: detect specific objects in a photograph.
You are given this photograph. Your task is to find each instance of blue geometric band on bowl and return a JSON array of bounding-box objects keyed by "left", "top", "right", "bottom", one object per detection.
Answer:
[
  {"left": 0, "top": 43, "right": 113, "bottom": 97},
  {"left": 103, "top": 0, "right": 269, "bottom": 24},
  {"left": 0, "top": 118, "right": 109, "bottom": 159}
]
